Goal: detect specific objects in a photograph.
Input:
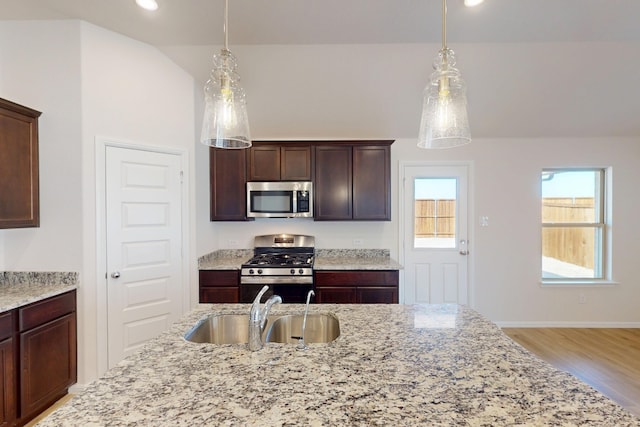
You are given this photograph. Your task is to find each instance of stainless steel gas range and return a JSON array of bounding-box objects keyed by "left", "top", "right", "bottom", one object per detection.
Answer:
[{"left": 239, "top": 234, "right": 315, "bottom": 303}]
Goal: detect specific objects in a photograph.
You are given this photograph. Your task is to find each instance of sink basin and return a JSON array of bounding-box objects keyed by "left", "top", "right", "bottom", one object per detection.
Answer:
[
  {"left": 264, "top": 313, "right": 340, "bottom": 344},
  {"left": 184, "top": 314, "right": 252, "bottom": 344},
  {"left": 184, "top": 312, "right": 340, "bottom": 345}
]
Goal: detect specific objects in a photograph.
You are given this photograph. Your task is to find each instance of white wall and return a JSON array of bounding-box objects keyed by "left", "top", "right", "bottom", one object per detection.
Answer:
[
  {"left": 0, "top": 21, "right": 83, "bottom": 272},
  {"left": 393, "top": 137, "right": 640, "bottom": 325},
  {"left": 0, "top": 20, "right": 196, "bottom": 386},
  {"left": 79, "top": 22, "right": 195, "bottom": 384}
]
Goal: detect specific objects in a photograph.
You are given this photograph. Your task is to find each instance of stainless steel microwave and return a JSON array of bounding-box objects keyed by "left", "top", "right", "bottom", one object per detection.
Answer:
[{"left": 246, "top": 181, "right": 313, "bottom": 218}]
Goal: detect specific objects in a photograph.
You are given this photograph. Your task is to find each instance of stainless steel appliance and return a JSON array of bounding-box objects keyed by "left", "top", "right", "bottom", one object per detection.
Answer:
[
  {"left": 246, "top": 181, "right": 312, "bottom": 218},
  {"left": 240, "top": 234, "right": 315, "bottom": 303}
]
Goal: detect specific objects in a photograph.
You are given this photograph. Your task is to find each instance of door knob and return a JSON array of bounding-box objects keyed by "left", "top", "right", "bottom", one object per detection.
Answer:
[
  {"left": 459, "top": 240, "right": 469, "bottom": 255},
  {"left": 111, "top": 272, "right": 121, "bottom": 279}
]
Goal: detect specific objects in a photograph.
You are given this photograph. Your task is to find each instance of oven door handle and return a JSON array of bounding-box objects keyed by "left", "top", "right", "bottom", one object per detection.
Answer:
[{"left": 240, "top": 276, "right": 313, "bottom": 285}]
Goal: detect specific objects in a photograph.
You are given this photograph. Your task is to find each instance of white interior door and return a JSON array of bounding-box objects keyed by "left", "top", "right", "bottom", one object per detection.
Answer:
[
  {"left": 105, "top": 146, "right": 183, "bottom": 368},
  {"left": 402, "top": 164, "right": 469, "bottom": 304}
]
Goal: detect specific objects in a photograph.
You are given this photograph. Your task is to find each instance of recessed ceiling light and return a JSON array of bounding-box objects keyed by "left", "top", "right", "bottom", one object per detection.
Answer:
[
  {"left": 464, "top": 0, "right": 484, "bottom": 6},
  {"left": 136, "top": 0, "right": 158, "bottom": 11}
]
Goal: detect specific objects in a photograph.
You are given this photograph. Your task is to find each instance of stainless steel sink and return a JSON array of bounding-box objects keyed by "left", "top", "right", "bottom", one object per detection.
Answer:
[
  {"left": 264, "top": 313, "right": 340, "bottom": 344},
  {"left": 184, "top": 314, "right": 253, "bottom": 344},
  {"left": 185, "top": 312, "right": 340, "bottom": 345}
]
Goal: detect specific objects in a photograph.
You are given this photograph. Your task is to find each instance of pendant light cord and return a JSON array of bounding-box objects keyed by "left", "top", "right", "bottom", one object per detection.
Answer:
[
  {"left": 442, "top": 0, "right": 447, "bottom": 50},
  {"left": 223, "top": 0, "right": 229, "bottom": 51}
]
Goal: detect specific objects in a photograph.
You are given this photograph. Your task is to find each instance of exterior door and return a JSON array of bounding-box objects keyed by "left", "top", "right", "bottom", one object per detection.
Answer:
[
  {"left": 401, "top": 164, "right": 469, "bottom": 304},
  {"left": 105, "top": 146, "right": 183, "bottom": 368}
]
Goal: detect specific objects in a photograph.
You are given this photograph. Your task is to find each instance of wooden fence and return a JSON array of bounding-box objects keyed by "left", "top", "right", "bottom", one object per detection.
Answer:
[
  {"left": 415, "top": 199, "right": 455, "bottom": 238},
  {"left": 542, "top": 197, "right": 595, "bottom": 269}
]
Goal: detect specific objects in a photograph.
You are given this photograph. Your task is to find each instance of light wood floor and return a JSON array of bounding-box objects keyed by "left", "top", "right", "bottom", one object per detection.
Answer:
[
  {"left": 25, "top": 394, "right": 74, "bottom": 426},
  {"left": 503, "top": 328, "right": 640, "bottom": 418}
]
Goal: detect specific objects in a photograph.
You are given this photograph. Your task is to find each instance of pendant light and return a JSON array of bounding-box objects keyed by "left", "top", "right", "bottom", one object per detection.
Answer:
[
  {"left": 418, "top": 0, "right": 471, "bottom": 149},
  {"left": 200, "top": 0, "right": 251, "bottom": 149}
]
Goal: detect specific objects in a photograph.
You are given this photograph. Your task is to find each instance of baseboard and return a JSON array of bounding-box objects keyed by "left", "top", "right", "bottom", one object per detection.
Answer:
[
  {"left": 69, "top": 383, "right": 88, "bottom": 394},
  {"left": 496, "top": 321, "right": 640, "bottom": 328}
]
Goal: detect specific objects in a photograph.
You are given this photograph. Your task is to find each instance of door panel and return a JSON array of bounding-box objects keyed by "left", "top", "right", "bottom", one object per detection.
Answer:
[
  {"left": 106, "top": 146, "right": 183, "bottom": 368},
  {"left": 402, "top": 165, "right": 469, "bottom": 304}
]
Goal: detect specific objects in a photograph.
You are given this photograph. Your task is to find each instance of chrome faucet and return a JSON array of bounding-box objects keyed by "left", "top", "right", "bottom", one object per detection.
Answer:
[
  {"left": 297, "top": 290, "right": 315, "bottom": 350},
  {"left": 248, "top": 285, "right": 282, "bottom": 351}
]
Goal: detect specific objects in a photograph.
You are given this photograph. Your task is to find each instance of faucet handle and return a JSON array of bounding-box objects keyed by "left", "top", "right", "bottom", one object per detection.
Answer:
[{"left": 250, "top": 285, "right": 270, "bottom": 321}]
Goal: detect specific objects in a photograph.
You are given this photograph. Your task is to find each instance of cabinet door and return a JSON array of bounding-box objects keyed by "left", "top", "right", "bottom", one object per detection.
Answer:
[
  {"left": 0, "top": 338, "right": 16, "bottom": 427},
  {"left": 200, "top": 288, "right": 239, "bottom": 303},
  {"left": 0, "top": 98, "right": 41, "bottom": 229},
  {"left": 315, "top": 287, "right": 357, "bottom": 304},
  {"left": 353, "top": 145, "right": 391, "bottom": 220},
  {"left": 314, "top": 146, "right": 352, "bottom": 220},
  {"left": 248, "top": 145, "right": 281, "bottom": 181},
  {"left": 210, "top": 148, "right": 248, "bottom": 221},
  {"left": 357, "top": 287, "right": 399, "bottom": 304},
  {"left": 281, "top": 146, "right": 312, "bottom": 181},
  {"left": 20, "top": 313, "right": 77, "bottom": 419},
  {"left": 199, "top": 270, "right": 239, "bottom": 303}
]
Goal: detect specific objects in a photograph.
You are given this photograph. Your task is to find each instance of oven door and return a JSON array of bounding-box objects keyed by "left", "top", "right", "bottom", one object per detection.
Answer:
[{"left": 240, "top": 282, "right": 314, "bottom": 304}]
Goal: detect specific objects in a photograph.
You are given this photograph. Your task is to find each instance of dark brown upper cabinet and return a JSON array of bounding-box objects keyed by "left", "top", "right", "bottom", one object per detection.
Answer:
[
  {"left": 209, "top": 147, "right": 249, "bottom": 221},
  {"left": 314, "top": 141, "right": 393, "bottom": 221},
  {"left": 0, "top": 98, "right": 41, "bottom": 229},
  {"left": 248, "top": 142, "right": 312, "bottom": 181}
]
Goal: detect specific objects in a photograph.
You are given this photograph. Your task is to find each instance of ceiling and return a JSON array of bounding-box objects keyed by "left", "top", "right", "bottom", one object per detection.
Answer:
[
  {"left": 2, "top": 0, "right": 640, "bottom": 139},
  {"left": 2, "top": 0, "right": 640, "bottom": 47}
]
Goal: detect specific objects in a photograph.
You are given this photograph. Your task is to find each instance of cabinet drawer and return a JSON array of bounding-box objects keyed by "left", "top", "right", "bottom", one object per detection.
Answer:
[
  {"left": 314, "top": 270, "right": 398, "bottom": 287},
  {"left": 0, "top": 311, "right": 14, "bottom": 341},
  {"left": 199, "top": 270, "right": 239, "bottom": 287},
  {"left": 200, "top": 288, "right": 239, "bottom": 303},
  {"left": 19, "top": 291, "right": 76, "bottom": 332}
]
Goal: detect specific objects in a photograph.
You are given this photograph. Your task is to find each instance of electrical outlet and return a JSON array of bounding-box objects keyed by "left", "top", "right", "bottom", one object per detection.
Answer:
[
  {"left": 479, "top": 216, "right": 489, "bottom": 227},
  {"left": 579, "top": 293, "right": 587, "bottom": 304},
  {"left": 228, "top": 239, "right": 239, "bottom": 248},
  {"left": 353, "top": 238, "right": 364, "bottom": 247}
]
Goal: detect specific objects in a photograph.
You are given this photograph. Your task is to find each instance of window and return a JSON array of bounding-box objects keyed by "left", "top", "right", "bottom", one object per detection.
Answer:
[
  {"left": 414, "top": 178, "right": 457, "bottom": 248},
  {"left": 541, "top": 169, "right": 606, "bottom": 281}
]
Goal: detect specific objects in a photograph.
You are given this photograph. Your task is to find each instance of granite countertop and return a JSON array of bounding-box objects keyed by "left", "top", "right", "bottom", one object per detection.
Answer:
[
  {"left": 314, "top": 249, "right": 402, "bottom": 270},
  {"left": 0, "top": 272, "right": 78, "bottom": 313},
  {"left": 40, "top": 303, "right": 639, "bottom": 426},
  {"left": 197, "top": 249, "right": 252, "bottom": 270},
  {"left": 198, "top": 249, "right": 403, "bottom": 271}
]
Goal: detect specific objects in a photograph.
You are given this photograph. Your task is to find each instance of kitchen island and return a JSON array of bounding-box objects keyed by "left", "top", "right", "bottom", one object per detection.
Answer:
[{"left": 40, "top": 304, "right": 639, "bottom": 426}]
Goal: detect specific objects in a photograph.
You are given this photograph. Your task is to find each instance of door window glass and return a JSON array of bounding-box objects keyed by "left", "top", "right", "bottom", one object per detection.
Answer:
[{"left": 414, "top": 178, "right": 457, "bottom": 248}]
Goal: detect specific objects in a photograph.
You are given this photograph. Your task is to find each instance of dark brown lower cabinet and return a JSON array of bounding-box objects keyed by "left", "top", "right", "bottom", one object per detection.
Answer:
[
  {"left": 199, "top": 270, "right": 239, "bottom": 303},
  {"left": 0, "top": 290, "right": 77, "bottom": 426},
  {"left": 0, "top": 310, "right": 16, "bottom": 427},
  {"left": 20, "top": 313, "right": 76, "bottom": 419},
  {"left": 315, "top": 270, "right": 399, "bottom": 304}
]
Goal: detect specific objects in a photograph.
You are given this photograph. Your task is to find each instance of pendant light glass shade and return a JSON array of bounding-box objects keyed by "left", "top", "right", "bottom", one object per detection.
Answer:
[
  {"left": 200, "top": 0, "right": 251, "bottom": 149},
  {"left": 418, "top": 0, "right": 471, "bottom": 149},
  {"left": 418, "top": 48, "right": 470, "bottom": 148}
]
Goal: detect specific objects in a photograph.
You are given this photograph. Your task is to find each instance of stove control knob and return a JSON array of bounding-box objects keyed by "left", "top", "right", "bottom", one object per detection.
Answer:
[
  {"left": 257, "top": 269, "right": 263, "bottom": 275},
  {"left": 290, "top": 269, "right": 295, "bottom": 275},
  {"left": 298, "top": 269, "right": 304, "bottom": 275},
  {"left": 249, "top": 269, "right": 254, "bottom": 275}
]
